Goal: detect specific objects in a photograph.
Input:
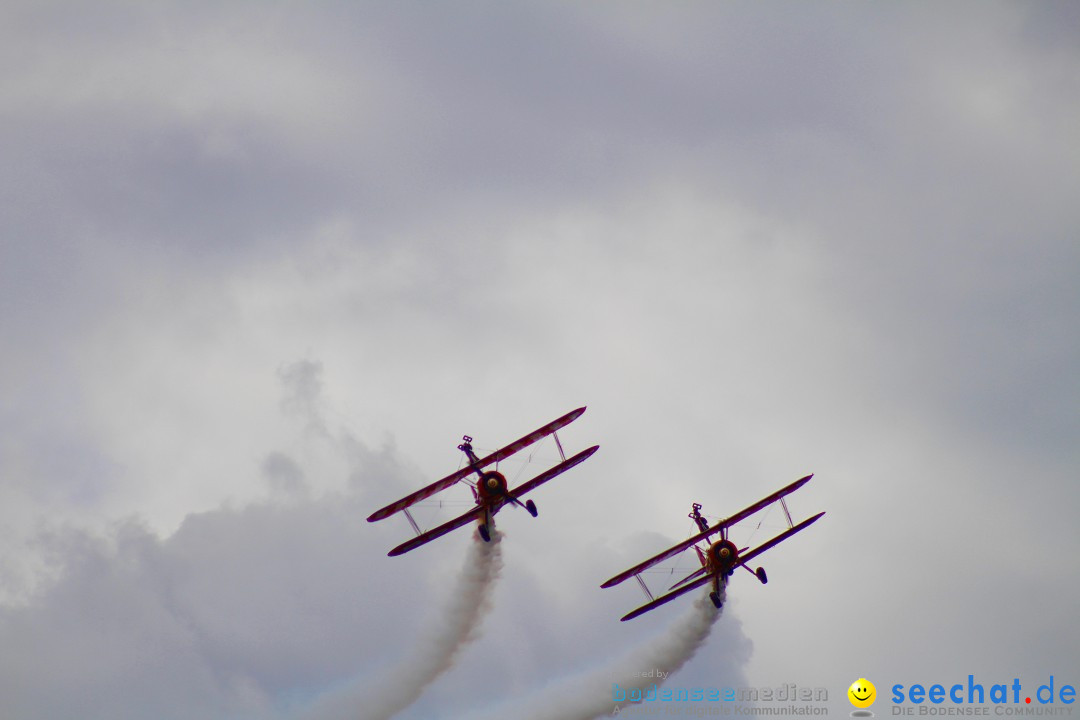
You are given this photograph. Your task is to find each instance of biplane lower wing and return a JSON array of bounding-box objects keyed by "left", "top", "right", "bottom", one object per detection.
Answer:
[
  {"left": 509, "top": 445, "right": 599, "bottom": 498},
  {"left": 387, "top": 506, "right": 484, "bottom": 557},
  {"left": 668, "top": 565, "right": 709, "bottom": 591},
  {"left": 620, "top": 573, "right": 716, "bottom": 622},
  {"left": 367, "top": 406, "right": 587, "bottom": 522},
  {"left": 735, "top": 511, "right": 825, "bottom": 568},
  {"left": 600, "top": 474, "right": 814, "bottom": 589}
]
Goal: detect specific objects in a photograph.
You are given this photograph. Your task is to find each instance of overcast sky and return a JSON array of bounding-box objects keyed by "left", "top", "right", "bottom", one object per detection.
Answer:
[{"left": 2, "top": 2, "right": 1078, "bottom": 719}]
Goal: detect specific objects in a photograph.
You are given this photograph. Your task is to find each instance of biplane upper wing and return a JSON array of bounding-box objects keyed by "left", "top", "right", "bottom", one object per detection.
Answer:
[
  {"left": 367, "top": 407, "right": 587, "bottom": 522},
  {"left": 600, "top": 530, "right": 714, "bottom": 589},
  {"left": 620, "top": 573, "right": 716, "bottom": 622},
  {"left": 387, "top": 506, "right": 485, "bottom": 556},
  {"left": 367, "top": 467, "right": 480, "bottom": 523},
  {"left": 508, "top": 445, "right": 599, "bottom": 498},
  {"left": 733, "top": 511, "right": 825, "bottom": 568},
  {"left": 716, "top": 474, "right": 814, "bottom": 535},
  {"left": 600, "top": 474, "right": 814, "bottom": 589}
]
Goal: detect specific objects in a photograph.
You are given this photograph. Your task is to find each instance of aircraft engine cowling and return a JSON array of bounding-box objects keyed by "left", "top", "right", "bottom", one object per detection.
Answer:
[
  {"left": 708, "top": 539, "right": 740, "bottom": 573},
  {"left": 476, "top": 470, "right": 507, "bottom": 501}
]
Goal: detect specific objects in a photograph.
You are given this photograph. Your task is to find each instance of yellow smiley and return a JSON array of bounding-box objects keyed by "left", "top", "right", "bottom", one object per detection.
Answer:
[{"left": 848, "top": 678, "right": 876, "bottom": 708}]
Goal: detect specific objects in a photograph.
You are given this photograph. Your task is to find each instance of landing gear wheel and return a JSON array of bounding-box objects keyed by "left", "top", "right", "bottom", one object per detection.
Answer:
[
  {"left": 525, "top": 500, "right": 538, "bottom": 517},
  {"left": 709, "top": 591, "right": 723, "bottom": 609},
  {"left": 478, "top": 524, "right": 491, "bottom": 542},
  {"left": 756, "top": 567, "right": 768, "bottom": 584}
]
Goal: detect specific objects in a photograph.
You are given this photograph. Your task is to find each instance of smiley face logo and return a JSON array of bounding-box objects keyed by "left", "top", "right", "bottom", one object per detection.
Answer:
[{"left": 848, "top": 678, "right": 876, "bottom": 709}]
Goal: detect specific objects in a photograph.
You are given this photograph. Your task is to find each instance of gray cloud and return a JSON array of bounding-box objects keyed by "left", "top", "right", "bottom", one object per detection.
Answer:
[{"left": 2, "top": 1, "right": 1077, "bottom": 718}]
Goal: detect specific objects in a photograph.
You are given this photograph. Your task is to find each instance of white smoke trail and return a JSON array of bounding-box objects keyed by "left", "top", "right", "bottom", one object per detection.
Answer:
[
  {"left": 465, "top": 584, "right": 723, "bottom": 720},
  {"left": 300, "top": 531, "right": 504, "bottom": 720}
]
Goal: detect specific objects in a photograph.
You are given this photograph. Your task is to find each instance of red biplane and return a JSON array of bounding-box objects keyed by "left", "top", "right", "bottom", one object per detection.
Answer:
[
  {"left": 601, "top": 474, "right": 824, "bottom": 621},
  {"left": 367, "top": 407, "right": 598, "bottom": 556}
]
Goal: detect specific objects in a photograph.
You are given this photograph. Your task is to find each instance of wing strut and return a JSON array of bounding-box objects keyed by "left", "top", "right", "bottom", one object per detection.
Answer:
[
  {"left": 635, "top": 575, "right": 654, "bottom": 601},
  {"left": 780, "top": 496, "right": 794, "bottom": 528},
  {"left": 553, "top": 430, "right": 567, "bottom": 462},
  {"left": 403, "top": 508, "right": 422, "bottom": 537}
]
